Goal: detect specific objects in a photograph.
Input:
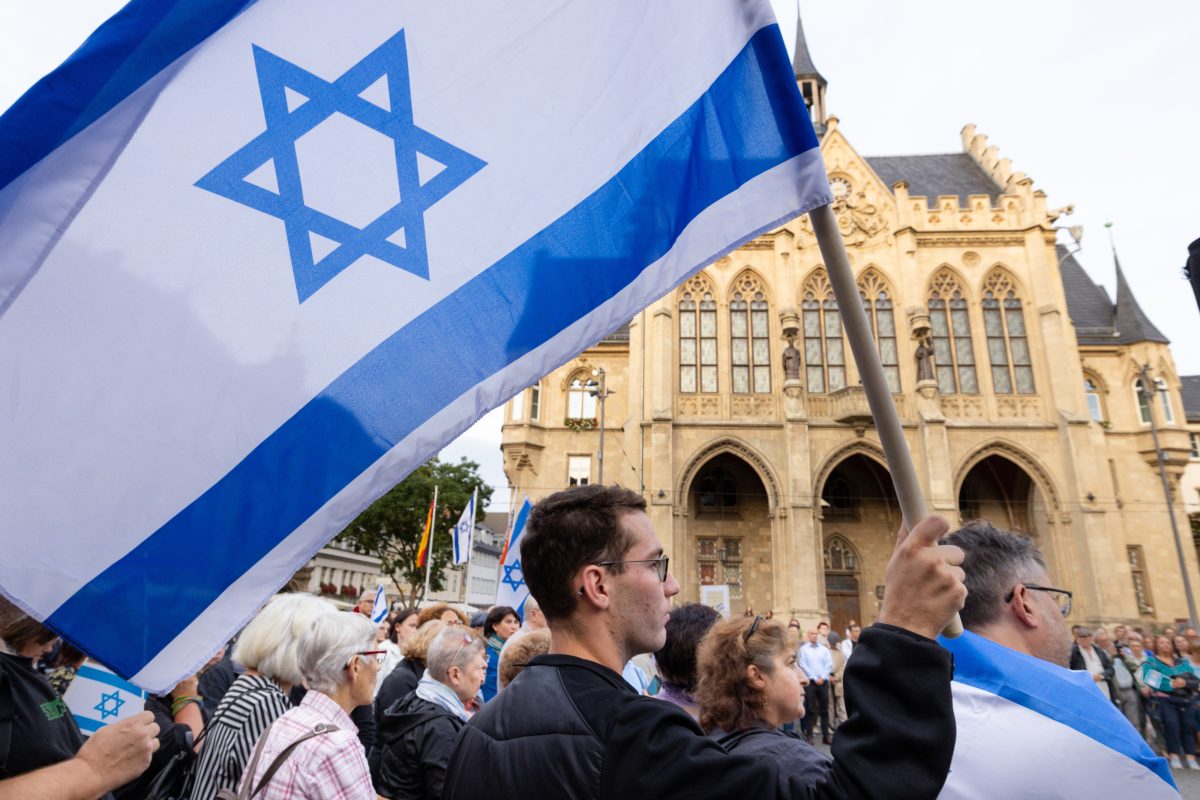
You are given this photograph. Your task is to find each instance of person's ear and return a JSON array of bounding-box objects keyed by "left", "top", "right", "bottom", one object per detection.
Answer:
[
  {"left": 745, "top": 663, "right": 766, "bottom": 691},
  {"left": 576, "top": 565, "right": 611, "bottom": 610},
  {"left": 1009, "top": 585, "right": 1039, "bottom": 629}
]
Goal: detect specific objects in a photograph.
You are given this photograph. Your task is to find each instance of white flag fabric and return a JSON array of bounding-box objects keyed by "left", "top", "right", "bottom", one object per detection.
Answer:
[
  {"left": 62, "top": 661, "right": 147, "bottom": 736},
  {"left": 939, "top": 631, "right": 1178, "bottom": 798},
  {"left": 0, "top": 0, "right": 830, "bottom": 692},
  {"left": 452, "top": 490, "right": 476, "bottom": 565},
  {"left": 495, "top": 498, "right": 533, "bottom": 615},
  {"left": 370, "top": 584, "right": 388, "bottom": 624}
]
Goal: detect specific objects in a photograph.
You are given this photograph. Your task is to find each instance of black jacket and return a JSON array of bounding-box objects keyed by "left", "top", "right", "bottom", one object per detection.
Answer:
[
  {"left": 444, "top": 624, "right": 955, "bottom": 800},
  {"left": 1069, "top": 643, "right": 1118, "bottom": 704},
  {"left": 713, "top": 724, "right": 831, "bottom": 788},
  {"left": 376, "top": 692, "right": 465, "bottom": 800},
  {"left": 375, "top": 658, "right": 423, "bottom": 733}
]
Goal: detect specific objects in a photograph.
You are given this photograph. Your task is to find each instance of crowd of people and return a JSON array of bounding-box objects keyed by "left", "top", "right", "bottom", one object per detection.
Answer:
[
  {"left": 1, "top": 481, "right": 1182, "bottom": 798},
  {"left": 1070, "top": 620, "right": 1200, "bottom": 770}
]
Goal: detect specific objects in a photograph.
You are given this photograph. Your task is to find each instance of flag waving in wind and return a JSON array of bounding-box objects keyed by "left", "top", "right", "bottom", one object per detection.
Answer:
[
  {"left": 0, "top": 0, "right": 830, "bottom": 693},
  {"left": 495, "top": 498, "right": 533, "bottom": 615},
  {"left": 415, "top": 496, "right": 436, "bottom": 569},
  {"left": 452, "top": 489, "right": 476, "bottom": 565}
]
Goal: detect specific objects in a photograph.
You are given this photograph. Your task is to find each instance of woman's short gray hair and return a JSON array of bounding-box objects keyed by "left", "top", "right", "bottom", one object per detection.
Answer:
[
  {"left": 298, "top": 612, "right": 377, "bottom": 694},
  {"left": 425, "top": 626, "right": 485, "bottom": 683},
  {"left": 232, "top": 594, "right": 337, "bottom": 685}
]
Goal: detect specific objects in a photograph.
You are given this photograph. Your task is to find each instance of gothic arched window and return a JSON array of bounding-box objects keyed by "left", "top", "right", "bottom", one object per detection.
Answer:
[
  {"left": 567, "top": 376, "right": 597, "bottom": 420},
  {"left": 823, "top": 535, "right": 860, "bottom": 572},
  {"left": 1135, "top": 377, "right": 1175, "bottom": 425},
  {"left": 982, "top": 270, "right": 1035, "bottom": 394},
  {"left": 859, "top": 270, "right": 900, "bottom": 394},
  {"left": 802, "top": 271, "right": 845, "bottom": 394},
  {"left": 679, "top": 274, "right": 718, "bottom": 393},
  {"left": 928, "top": 270, "right": 978, "bottom": 395},
  {"left": 730, "top": 272, "right": 771, "bottom": 394}
]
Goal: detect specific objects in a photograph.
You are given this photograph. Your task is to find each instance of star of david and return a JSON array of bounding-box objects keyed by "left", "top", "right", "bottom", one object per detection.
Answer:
[
  {"left": 502, "top": 559, "right": 525, "bottom": 592},
  {"left": 196, "top": 30, "right": 485, "bottom": 302},
  {"left": 94, "top": 690, "right": 125, "bottom": 720}
]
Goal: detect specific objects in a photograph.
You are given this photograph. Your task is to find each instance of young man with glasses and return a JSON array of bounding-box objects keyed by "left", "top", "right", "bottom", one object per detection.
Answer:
[
  {"left": 937, "top": 521, "right": 1175, "bottom": 797},
  {"left": 445, "top": 484, "right": 969, "bottom": 799}
]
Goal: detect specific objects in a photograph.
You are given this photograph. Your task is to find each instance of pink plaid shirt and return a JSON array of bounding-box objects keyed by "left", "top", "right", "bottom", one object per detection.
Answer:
[{"left": 240, "top": 689, "right": 374, "bottom": 800}]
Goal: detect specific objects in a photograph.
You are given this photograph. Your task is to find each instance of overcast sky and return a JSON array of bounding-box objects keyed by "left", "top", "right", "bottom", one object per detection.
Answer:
[{"left": 2, "top": 2, "right": 1196, "bottom": 512}]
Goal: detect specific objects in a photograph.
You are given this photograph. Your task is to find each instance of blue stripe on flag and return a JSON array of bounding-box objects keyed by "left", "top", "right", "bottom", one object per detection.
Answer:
[
  {"left": 0, "top": 0, "right": 257, "bottom": 192},
  {"left": 74, "top": 716, "right": 105, "bottom": 733},
  {"left": 941, "top": 631, "right": 1175, "bottom": 789},
  {"left": 46, "top": 24, "right": 817, "bottom": 679},
  {"left": 75, "top": 664, "right": 146, "bottom": 696}
]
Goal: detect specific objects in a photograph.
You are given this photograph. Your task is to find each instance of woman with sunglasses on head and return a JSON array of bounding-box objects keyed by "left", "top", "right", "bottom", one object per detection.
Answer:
[
  {"left": 695, "top": 615, "right": 831, "bottom": 787},
  {"left": 377, "top": 627, "right": 488, "bottom": 800}
]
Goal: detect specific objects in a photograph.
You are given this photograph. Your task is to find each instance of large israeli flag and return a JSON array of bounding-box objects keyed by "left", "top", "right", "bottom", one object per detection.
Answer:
[
  {"left": 0, "top": 0, "right": 830, "bottom": 693},
  {"left": 939, "top": 631, "right": 1178, "bottom": 798}
]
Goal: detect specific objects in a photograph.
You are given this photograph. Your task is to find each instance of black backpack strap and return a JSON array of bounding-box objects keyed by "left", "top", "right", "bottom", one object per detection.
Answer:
[{"left": 249, "top": 723, "right": 338, "bottom": 798}]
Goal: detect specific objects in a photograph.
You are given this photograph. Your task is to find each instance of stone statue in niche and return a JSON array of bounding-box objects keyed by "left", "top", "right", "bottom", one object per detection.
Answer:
[
  {"left": 782, "top": 337, "right": 801, "bottom": 381},
  {"left": 915, "top": 336, "right": 935, "bottom": 382}
]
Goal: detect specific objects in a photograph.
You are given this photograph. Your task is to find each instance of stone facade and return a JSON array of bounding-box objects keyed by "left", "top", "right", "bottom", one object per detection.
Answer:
[{"left": 498, "top": 31, "right": 1200, "bottom": 633}]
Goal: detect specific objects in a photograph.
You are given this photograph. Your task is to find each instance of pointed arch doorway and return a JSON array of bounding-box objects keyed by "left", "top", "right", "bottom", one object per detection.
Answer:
[{"left": 824, "top": 535, "right": 861, "bottom": 635}]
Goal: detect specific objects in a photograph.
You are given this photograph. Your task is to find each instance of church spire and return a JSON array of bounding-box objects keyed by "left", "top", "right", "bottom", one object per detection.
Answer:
[
  {"left": 1111, "top": 243, "right": 1169, "bottom": 344},
  {"left": 792, "top": 3, "right": 827, "bottom": 132}
]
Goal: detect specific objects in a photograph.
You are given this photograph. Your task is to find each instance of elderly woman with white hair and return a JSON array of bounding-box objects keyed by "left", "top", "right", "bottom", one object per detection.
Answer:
[
  {"left": 376, "top": 627, "right": 488, "bottom": 800},
  {"left": 237, "top": 611, "right": 380, "bottom": 799},
  {"left": 191, "top": 592, "right": 336, "bottom": 800}
]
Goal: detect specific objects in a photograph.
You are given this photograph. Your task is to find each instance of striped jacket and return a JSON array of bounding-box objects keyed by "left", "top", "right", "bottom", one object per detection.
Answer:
[{"left": 191, "top": 674, "right": 291, "bottom": 800}]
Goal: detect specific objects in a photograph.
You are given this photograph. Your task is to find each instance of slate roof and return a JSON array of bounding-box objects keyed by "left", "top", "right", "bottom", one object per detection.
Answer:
[
  {"left": 792, "top": 12, "right": 825, "bottom": 84},
  {"left": 1112, "top": 254, "right": 1169, "bottom": 344},
  {"left": 865, "top": 154, "right": 1003, "bottom": 208},
  {"left": 1180, "top": 375, "right": 1200, "bottom": 422},
  {"left": 1055, "top": 246, "right": 1170, "bottom": 345}
]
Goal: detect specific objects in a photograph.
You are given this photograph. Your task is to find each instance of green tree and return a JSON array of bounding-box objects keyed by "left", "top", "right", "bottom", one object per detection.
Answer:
[{"left": 336, "top": 457, "right": 493, "bottom": 607}]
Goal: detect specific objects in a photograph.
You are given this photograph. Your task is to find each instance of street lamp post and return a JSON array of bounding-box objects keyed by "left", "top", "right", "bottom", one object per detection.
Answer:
[
  {"left": 589, "top": 367, "right": 612, "bottom": 485},
  {"left": 1138, "top": 363, "right": 1198, "bottom": 625}
]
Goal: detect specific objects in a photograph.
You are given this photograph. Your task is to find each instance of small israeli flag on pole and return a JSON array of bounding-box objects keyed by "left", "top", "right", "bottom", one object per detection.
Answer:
[
  {"left": 63, "top": 661, "right": 146, "bottom": 736},
  {"left": 371, "top": 583, "right": 389, "bottom": 624},
  {"left": 452, "top": 488, "right": 477, "bottom": 565}
]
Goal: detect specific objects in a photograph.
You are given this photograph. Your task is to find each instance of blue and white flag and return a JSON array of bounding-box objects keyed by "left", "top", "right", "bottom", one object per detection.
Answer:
[
  {"left": 451, "top": 489, "right": 476, "bottom": 565},
  {"left": 370, "top": 583, "right": 388, "bottom": 624},
  {"left": 939, "top": 631, "right": 1178, "bottom": 798},
  {"left": 495, "top": 498, "right": 533, "bottom": 615},
  {"left": 62, "top": 661, "right": 147, "bottom": 736},
  {"left": 0, "top": 0, "right": 829, "bottom": 693}
]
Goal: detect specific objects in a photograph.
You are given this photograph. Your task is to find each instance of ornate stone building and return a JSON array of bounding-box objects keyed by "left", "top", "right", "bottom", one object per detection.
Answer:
[{"left": 499, "top": 21, "right": 1199, "bottom": 632}]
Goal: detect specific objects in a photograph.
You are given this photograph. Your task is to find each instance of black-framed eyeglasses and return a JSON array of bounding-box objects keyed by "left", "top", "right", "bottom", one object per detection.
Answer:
[
  {"left": 594, "top": 556, "right": 670, "bottom": 582},
  {"left": 744, "top": 615, "right": 764, "bottom": 643},
  {"left": 1005, "top": 584, "right": 1072, "bottom": 617}
]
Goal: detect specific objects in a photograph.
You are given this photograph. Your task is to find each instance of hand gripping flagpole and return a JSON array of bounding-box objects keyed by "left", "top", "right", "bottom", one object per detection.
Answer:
[{"left": 809, "top": 203, "right": 963, "bottom": 637}]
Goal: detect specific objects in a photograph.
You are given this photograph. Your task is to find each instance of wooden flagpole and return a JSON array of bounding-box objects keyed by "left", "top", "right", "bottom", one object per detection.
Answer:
[{"left": 809, "top": 203, "right": 963, "bottom": 637}]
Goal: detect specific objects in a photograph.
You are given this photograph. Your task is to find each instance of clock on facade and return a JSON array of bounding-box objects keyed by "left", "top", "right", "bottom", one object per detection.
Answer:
[{"left": 829, "top": 175, "right": 852, "bottom": 201}]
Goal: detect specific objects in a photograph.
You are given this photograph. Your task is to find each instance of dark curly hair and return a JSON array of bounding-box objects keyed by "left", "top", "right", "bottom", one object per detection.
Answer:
[
  {"left": 695, "top": 615, "right": 787, "bottom": 733},
  {"left": 655, "top": 603, "right": 721, "bottom": 693}
]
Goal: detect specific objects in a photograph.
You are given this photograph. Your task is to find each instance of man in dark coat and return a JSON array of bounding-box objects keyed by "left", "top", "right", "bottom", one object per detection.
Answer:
[{"left": 443, "top": 484, "right": 968, "bottom": 800}]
